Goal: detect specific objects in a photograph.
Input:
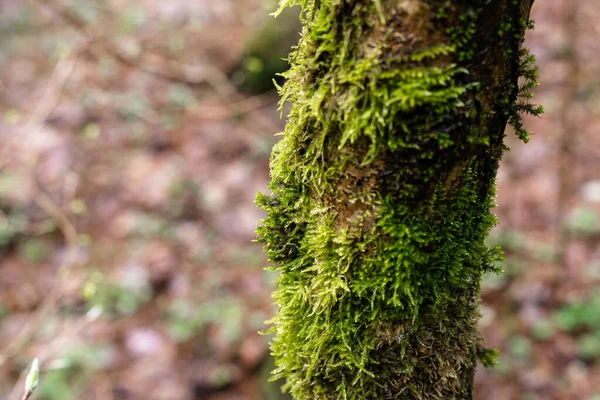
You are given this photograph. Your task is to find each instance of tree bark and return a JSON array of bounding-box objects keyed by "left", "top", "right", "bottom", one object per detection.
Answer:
[{"left": 257, "top": 1, "right": 541, "bottom": 399}]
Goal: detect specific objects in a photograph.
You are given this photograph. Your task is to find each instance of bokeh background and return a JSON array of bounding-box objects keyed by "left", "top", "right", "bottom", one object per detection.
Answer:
[{"left": 0, "top": 0, "right": 598, "bottom": 399}]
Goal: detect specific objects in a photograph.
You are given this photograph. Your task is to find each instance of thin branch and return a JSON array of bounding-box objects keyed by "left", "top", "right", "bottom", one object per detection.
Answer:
[
  {"left": 190, "top": 94, "right": 278, "bottom": 121},
  {"left": 556, "top": 2, "right": 581, "bottom": 274},
  {"left": 30, "top": 0, "right": 238, "bottom": 99},
  {"left": 0, "top": 54, "right": 77, "bottom": 169},
  {"left": 0, "top": 182, "right": 81, "bottom": 366},
  {"left": 8, "top": 308, "right": 102, "bottom": 400}
]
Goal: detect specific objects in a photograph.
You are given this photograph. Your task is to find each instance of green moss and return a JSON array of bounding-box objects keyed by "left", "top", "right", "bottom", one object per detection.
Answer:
[
  {"left": 507, "top": 48, "right": 544, "bottom": 142},
  {"left": 446, "top": 6, "right": 480, "bottom": 61},
  {"left": 506, "top": 19, "right": 544, "bottom": 142},
  {"left": 257, "top": 0, "right": 538, "bottom": 398}
]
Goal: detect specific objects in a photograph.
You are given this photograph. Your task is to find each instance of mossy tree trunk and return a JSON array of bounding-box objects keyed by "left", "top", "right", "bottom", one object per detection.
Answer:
[{"left": 257, "top": 1, "right": 542, "bottom": 399}]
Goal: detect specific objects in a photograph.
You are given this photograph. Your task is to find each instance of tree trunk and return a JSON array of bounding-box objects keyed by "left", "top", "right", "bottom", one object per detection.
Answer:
[{"left": 257, "top": 1, "right": 542, "bottom": 399}]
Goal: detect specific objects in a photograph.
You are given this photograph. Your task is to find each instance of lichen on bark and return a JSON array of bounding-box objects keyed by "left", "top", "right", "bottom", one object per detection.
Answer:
[{"left": 256, "top": 0, "right": 541, "bottom": 399}]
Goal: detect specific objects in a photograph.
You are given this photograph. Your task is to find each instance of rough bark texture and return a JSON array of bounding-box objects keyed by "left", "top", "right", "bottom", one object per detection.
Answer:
[{"left": 257, "top": 1, "right": 542, "bottom": 399}]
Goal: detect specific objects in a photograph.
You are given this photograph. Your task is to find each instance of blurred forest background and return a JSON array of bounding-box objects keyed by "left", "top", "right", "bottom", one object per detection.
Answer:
[{"left": 0, "top": 0, "right": 599, "bottom": 399}]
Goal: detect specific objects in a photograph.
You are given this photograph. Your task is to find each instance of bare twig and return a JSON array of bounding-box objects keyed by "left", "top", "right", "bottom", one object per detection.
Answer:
[
  {"left": 21, "top": 389, "right": 34, "bottom": 400},
  {"left": 0, "top": 184, "right": 81, "bottom": 366},
  {"left": 191, "top": 93, "right": 277, "bottom": 121},
  {"left": 85, "top": 83, "right": 163, "bottom": 125},
  {"left": 8, "top": 308, "right": 102, "bottom": 400},
  {"left": 556, "top": 2, "right": 581, "bottom": 275},
  {"left": 30, "top": 0, "right": 238, "bottom": 99},
  {"left": 0, "top": 54, "right": 77, "bottom": 169},
  {"left": 0, "top": 46, "right": 80, "bottom": 366}
]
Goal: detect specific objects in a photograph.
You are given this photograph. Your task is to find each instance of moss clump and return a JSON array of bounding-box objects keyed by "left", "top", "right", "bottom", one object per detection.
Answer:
[
  {"left": 257, "top": 0, "right": 539, "bottom": 398},
  {"left": 507, "top": 47, "right": 544, "bottom": 142}
]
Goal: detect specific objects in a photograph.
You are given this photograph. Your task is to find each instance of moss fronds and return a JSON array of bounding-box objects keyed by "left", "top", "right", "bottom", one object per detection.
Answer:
[
  {"left": 257, "top": 0, "right": 538, "bottom": 398},
  {"left": 506, "top": 19, "right": 544, "bottom": 142},
  {"left": 508, "top": 48, "right": 544, "bottom": 142}
]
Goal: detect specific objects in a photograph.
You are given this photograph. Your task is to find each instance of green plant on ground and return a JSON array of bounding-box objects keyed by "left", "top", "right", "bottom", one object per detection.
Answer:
[
  {"left": 82, "top": 270, "right": 153, "bottom": 316},
  {"left": 553, "top": 291, "right": 600, "bottom": 361},
  {"left": 167, "top": 297, "right": 243, "bottom": 344},
  {"left": 37, "top": 344, "right": 114, "bottom": 400}
]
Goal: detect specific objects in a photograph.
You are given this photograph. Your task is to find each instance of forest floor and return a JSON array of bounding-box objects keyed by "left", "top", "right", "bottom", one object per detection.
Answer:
[{"left": 0, "top": 0, "right": 599, "bottom": 399}]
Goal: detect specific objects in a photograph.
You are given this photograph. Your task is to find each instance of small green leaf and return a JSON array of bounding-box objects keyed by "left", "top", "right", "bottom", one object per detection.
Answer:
[{"left": 24, "top": 357, "right": 40, "bottom": 394}]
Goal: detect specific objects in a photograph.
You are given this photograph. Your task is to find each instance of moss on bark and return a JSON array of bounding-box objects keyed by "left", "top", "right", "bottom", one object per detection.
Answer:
[{"left": 256, "top": 1, "right": 541, "bottom": 398}]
